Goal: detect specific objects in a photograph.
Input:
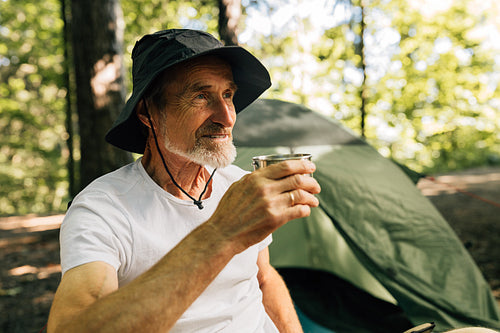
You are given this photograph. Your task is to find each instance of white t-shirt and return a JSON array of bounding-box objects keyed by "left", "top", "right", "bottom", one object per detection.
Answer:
[{"left": 60, "top": 158, "right": 277, "bottom": 332}]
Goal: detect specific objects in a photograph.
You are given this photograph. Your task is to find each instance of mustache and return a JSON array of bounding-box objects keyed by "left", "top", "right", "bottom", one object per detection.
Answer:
[{"left": 196, "top": 123, "right": 232, "bottom": 137}]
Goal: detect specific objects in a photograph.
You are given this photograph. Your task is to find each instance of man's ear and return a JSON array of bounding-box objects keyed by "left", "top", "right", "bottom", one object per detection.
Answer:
[{"left": 136, "top": 99, "right": 151, "bottom": 128}]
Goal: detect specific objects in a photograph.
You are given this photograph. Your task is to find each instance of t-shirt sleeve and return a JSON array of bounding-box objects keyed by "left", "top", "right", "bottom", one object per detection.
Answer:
[
  {"left": 258, "top": 234, "right": 273, "bottom": 252},
  {"left": 60, "top": 191, "right": 129, "bottom": 275}
]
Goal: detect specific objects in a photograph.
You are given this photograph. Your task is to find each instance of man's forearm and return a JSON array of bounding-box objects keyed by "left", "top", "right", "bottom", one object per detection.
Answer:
[
  {"left": 260, "top": 267, "right": 303, "bottom": 333},
  {"left": 50, "top": 222, "right": 236, "bottom": 333}
]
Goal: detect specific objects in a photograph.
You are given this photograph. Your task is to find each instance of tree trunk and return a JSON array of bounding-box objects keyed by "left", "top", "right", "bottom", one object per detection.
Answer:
[
  {"left": 355, "top": 0, "right": 368, "bottom": 138},
  {"left": 358, "top": 0, "right": 368, "bottom": 138},
  {"left": 218, "top": 0, "right": 241, "bottom": 46},
  {"left": 61, "top": 0, "right": 76, "bottom": 198},
  {"left": 71, "top": 0, "right": 132, "bottom": 190}
]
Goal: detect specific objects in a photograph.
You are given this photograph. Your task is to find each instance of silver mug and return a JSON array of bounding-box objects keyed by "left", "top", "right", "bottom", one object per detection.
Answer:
[{"left": 252, "top": 153, "right": 313, "bottom": 176}]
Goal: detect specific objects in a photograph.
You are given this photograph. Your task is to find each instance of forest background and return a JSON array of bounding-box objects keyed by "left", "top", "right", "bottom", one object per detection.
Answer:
[{"left": 1, "top": 0, "right": 500, "bottom": 217}]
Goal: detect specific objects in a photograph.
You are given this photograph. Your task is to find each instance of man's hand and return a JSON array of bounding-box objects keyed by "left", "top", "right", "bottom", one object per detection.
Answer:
[{"left": 208, "top": 159, "right": 321, "bottom": 253}]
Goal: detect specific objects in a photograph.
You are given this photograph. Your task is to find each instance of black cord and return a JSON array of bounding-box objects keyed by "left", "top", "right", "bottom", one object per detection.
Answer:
[{"left": 143, "top": 100, "right": 216, "bottom": 209}]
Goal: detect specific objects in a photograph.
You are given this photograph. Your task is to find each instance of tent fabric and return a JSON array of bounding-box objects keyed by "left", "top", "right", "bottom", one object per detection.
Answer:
[
  {"left": 313, "top": 145, "right": 500, "bottom": 330},
  {"left": 233, "top": 99, "right": 500, "bottom": 332},
  {"left": 233, "top": 98, "right": 364, "bottom": 148}
]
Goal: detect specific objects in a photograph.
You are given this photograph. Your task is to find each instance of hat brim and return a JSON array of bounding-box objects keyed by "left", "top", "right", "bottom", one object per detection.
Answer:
[{"left": 105, "top": 46, "right": 271, "bottom": 154}]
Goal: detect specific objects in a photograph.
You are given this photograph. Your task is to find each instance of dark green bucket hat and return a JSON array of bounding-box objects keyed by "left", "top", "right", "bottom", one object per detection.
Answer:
[{"left": 105, "top": 29, "right": 271, "bottom": 154}]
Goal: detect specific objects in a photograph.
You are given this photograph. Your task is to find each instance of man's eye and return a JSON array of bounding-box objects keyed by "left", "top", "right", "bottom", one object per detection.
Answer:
[
  {"left": 195, "top": 94, "right": 206, "bottom": 99},
  {"left": 223, "top": 91, "right": 233, "bottom": 99}
]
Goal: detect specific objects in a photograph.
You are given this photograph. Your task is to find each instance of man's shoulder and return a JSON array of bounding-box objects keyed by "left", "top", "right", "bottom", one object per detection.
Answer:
[
  {"left": 73, "top": 160, "right": 142, "bottom": 202},
  {"left": 217, "top": 164, "right": 249, "bottom": 182}
]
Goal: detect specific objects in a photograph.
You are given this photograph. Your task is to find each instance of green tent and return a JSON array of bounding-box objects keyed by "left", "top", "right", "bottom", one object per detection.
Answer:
[{"left": 233, "top": 99, "right": 500, "bottom": 333}]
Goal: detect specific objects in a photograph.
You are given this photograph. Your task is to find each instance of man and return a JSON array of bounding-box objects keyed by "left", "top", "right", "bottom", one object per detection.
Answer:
[
  {"left": 48, "top": 29, "right": 320, "bottom": 332},
  {"left": 48, "top": 29, "right": 499, "bottom": 333}
]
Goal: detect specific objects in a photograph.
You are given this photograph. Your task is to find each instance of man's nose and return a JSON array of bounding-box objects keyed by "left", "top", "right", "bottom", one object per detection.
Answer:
[{"left": 211, "top": 96, "right": 236, "bottom": 128}]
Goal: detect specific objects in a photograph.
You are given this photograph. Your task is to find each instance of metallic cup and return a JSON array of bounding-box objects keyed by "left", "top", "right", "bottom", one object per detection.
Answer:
[{"left": 252, "top": 153, "right": 313, "bottom": 176}]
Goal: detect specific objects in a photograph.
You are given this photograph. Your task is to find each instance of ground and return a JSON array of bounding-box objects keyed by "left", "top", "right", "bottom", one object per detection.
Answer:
[
  {"left": 416, "top": 167, "right": 500, "bottom": 305},
  {"left": 0, "top": 167, "right": 499, "bottom": 333}
]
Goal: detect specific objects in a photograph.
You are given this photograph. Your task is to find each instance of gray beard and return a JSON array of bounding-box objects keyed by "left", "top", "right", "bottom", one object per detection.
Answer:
[{"left": 163, "top": 137, "right": 237, "bottom": 169}]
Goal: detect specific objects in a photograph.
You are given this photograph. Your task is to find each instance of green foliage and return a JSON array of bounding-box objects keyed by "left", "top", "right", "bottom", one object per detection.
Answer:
[
  {"left": 366, "top": 0, "right": 500, "bottom": 173},
  {"left": 1, "top": 0, "right": 499, "bottom": 216},
  {"left": 241, "top": 0, "right": 500, "bottom": 174},
  {"left": 0, "top": 0, "right": 68, "bottom": 216}
]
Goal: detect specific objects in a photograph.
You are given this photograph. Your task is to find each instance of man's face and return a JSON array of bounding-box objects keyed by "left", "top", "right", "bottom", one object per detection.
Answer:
[{"left": 156, "top": 56, "right": 238, "bottom": 168}]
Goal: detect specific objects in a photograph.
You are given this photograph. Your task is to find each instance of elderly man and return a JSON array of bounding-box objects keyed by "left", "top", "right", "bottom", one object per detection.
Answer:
[
  {"left": 48, "top": 29, "right": 499, "bottom": 333},
  {"left": 47, "top": 29, "right": 320, "bottom": 332}
]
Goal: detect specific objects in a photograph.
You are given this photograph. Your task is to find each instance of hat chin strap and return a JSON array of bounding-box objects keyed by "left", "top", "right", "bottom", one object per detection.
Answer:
[{"left": 143, "top": 100, "right": 216, "bottom": 210}]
